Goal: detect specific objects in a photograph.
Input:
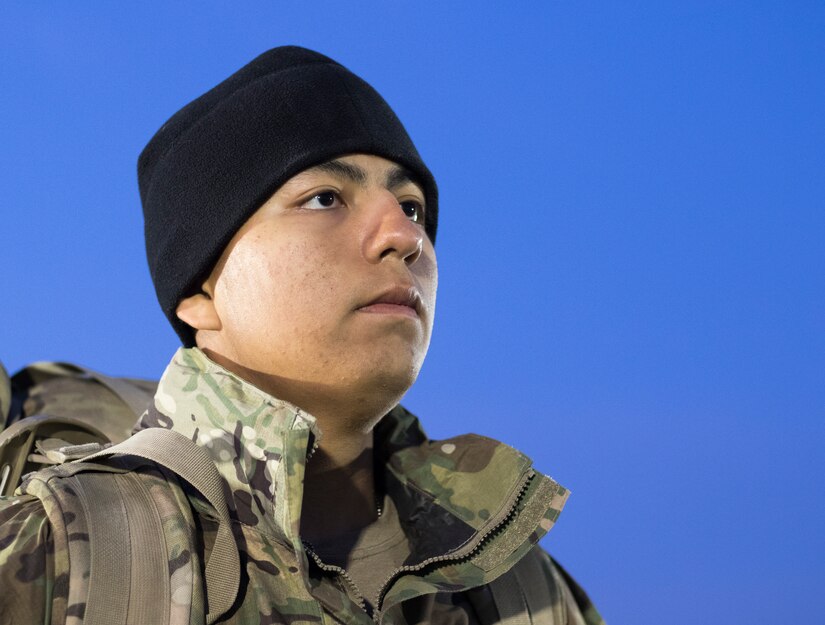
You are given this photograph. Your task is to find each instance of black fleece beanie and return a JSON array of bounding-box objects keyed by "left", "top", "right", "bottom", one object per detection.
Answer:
[{"left": 138, "top": 46, "right": 438, "bottom": 346}]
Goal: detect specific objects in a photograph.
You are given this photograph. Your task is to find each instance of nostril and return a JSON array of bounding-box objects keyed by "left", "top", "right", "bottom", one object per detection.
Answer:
[
  {"left": 405, "top": 240, "right": 424, "bottom": 265},
  {"left": 379, "top": 240, "right": 421, "bottom": 263}
]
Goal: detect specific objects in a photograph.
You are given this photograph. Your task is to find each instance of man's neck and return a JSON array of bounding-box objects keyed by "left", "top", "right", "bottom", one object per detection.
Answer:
[
  {"left": 300, "top": 428, "right": 379, "bottom": 545},
  {"left": 197, "top": 346, "right": 390, "bottom": 543}
]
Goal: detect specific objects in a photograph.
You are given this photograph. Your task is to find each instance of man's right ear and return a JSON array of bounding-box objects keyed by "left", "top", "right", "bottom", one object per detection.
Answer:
[{"left": 175, "top": 292, "right": 222, "bottom": 332}]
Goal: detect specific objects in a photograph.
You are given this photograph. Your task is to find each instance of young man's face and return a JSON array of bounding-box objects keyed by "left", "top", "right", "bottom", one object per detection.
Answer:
[{"left": 184, "top": 154, "right": 437, "bottom": 420}]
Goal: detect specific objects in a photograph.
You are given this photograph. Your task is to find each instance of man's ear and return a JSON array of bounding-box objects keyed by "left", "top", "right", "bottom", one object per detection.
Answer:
[{"left": 176, "top": 292, "right": 222, "bottom": 332}]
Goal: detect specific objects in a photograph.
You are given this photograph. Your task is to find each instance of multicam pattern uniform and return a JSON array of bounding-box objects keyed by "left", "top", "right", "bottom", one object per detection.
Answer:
[{"left": 0, "top": 348, "right": 604, "bottom": 624}]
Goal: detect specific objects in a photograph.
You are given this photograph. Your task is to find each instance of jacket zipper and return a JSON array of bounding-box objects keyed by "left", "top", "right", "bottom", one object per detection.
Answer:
[
  {"left": 301, "top": 429, "right": 372, "bottom": 617},
  {"left": 372, "top": 469, "right": 535, "bottom": 623},
  {"left": 303, "top": 541, "right": 371, "bottom": 614},
  {"left": 300, "top": 419, "right": 536, "bottom": 624},
  {"left": 302, "top": 469, "right": 535, "bottom": 624}
]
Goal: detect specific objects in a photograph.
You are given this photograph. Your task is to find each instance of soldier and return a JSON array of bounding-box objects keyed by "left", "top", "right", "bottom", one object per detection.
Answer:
[{"left": 0, "top": 47, "right": 604, "bottom": 624}]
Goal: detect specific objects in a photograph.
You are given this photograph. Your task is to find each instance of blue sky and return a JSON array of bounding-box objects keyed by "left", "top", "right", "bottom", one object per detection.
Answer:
[{"left": 2, "top": 3, "right": 824, "bottom": 622}]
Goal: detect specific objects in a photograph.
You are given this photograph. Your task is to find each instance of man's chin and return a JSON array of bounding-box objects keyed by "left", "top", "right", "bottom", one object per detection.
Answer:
[{"left": 350, "top": 366, "right": 421, "bottom": 418}]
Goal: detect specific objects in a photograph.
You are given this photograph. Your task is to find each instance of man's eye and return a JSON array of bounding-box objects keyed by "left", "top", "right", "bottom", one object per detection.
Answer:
[
  {"left": 400, "top": 200, "right": 424, "bottom": 224},
  {"left": 302, "top": 191, "right": 342, "bottom": 210}
]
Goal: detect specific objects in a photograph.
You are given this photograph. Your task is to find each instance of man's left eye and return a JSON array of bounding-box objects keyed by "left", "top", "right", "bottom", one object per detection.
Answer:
[
  {"left": 400, "top": 200, "right": 424, "bottom": 224},
  {"left": 302, "top": 191, "right": 343, "bottom": 210}
]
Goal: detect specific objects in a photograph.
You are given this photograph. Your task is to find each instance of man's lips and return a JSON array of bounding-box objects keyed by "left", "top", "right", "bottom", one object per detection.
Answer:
[{"left": 357, "top": 285, "right": 422, "bottom": 318}]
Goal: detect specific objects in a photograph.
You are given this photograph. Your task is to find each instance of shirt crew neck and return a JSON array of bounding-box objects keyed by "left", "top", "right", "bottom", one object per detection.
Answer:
[{"left": 310, "top": 494, "right": 410, "bottom": 606}]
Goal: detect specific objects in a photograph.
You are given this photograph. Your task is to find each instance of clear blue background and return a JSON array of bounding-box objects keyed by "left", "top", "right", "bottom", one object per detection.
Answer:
[{"left": 2, "top": 3, "right": 823, "bottom": 623}]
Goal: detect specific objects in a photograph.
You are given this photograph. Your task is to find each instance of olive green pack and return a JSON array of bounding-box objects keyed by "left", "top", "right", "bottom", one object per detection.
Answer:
[{"left": 0, "top": 359, "right": 156, "bottom": 496}]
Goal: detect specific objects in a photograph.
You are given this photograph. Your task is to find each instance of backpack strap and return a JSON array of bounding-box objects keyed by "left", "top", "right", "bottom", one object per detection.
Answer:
[
  {"left": 480, "top": 548, "right": 568, "bottom": 625},
  {"left": 84, "top": 427, "right": 240, "bottom": 625},
  {"left": 487, "top": 569, "right": 532, "bottom": 625},
  {"left": 69, "top": 468, "right": 171, "bottom": 625}
]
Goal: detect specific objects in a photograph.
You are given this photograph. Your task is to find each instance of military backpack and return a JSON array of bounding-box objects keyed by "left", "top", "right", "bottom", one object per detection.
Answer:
[{"left": 0, "top": 359, "right": 155, "bottom": 496}]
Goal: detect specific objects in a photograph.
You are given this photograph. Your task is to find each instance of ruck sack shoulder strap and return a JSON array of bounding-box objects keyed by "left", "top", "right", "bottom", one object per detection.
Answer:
[
  {"left": 480, "top": 550, "right": 603, "bottom": 625},
  {"left": 84, "top": 428, "right": 240, "bottom": 625},
  {"left": 473, "top": 548, "right": 569, "bottom": 625},
  {"left": 22, "top": 428, "right": 240, "bottom": 625}
]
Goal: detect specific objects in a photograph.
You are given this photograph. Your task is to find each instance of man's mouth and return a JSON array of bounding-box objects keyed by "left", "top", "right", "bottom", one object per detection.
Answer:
[{"left": 357, "top": 285, "right": 422, "bottom": 319}]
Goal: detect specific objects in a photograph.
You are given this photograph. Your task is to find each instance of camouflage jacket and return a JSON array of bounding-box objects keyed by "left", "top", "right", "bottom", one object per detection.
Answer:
[{"left": 0, "top": 348, "right": 604, "bottom": 624}]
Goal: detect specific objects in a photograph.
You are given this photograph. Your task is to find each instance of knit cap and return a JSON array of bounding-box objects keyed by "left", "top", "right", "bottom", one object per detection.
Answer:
[{"left": 138, "top": 46, "right": 438, "bottom": 345}]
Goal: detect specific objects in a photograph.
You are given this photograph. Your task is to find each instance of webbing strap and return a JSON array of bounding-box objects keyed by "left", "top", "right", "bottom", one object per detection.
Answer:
[
  {"left": 75, "top": 472, "right": 132, "bottom": 625},
  {"left": 513, "top": 551, "right": 563, "bottom": 624},
  {"left": 489, "top": 569, "right": 532, "bottom": 625},
  {"left": 25, "top": 361, "right": 151, "bottom": 417},
  {"left": 84, "top": 428, "right": 239, "bottom": 625},
  {"left": 119, "top": 471, "right": 171, "bottom": 625}
]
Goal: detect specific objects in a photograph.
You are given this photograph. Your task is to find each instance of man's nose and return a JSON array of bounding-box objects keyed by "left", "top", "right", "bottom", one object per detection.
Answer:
[{"left": 361, "top": 190, "right": 424, "bottom": 265}]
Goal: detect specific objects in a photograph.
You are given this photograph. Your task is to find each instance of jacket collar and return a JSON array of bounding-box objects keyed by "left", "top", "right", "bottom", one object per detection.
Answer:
[
  {"left": 136, "top": 347, "right": 569, "bottom": 591},
  {"left": 137, "top": 347, "right": 316, "bottom": 546}
]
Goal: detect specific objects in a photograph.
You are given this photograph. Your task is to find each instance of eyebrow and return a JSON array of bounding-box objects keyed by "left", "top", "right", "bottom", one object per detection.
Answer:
[
  {"left": 310, "top": 159, "right": 422, "bottom": 194},
  {"left": 385, "top": 165, "right": 421, "bottom": 193},
  {"left": 313, "top": 159, "right": 368, "bottom": 186}
]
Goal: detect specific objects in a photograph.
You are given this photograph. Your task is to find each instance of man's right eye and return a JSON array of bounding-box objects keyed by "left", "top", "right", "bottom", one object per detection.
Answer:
[{"left": 302, "top": 191, "right": 343, "bottom": 210}]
